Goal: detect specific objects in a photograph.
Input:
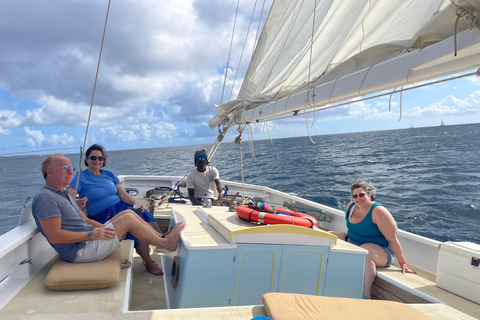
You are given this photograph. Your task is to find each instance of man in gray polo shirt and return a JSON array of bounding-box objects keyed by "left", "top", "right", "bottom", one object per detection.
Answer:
[{"left": 33, "top": 153, "right": 184, "bottom": 263}]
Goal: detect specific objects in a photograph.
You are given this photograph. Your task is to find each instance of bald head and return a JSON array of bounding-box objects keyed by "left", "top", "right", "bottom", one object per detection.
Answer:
[{"left": 41, "top": 153, "right": 65, "bottom": 180}]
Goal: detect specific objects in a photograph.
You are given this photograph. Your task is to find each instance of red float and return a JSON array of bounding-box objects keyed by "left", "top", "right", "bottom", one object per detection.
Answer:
[{"left": 235, "top": 203, "right": 317, "bottom": 228}]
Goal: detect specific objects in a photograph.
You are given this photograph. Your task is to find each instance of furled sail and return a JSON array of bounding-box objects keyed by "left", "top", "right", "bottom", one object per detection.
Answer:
[{"left": 210, "top": 0, "right": 480, "bottom": 129}]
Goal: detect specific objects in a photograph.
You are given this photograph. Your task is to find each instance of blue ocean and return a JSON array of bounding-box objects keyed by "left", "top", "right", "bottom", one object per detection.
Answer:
[{"left": 1, "top": 123, "right": 479, "bottom": 243}]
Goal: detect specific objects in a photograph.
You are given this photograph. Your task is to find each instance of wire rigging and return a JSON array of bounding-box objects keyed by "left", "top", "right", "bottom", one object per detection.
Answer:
[
  {"left": 220, "top": 0, "right": 241, "bottom": 106},
  {"left": 228, "top": 0, "right": 260, "bottom": 102},
  {"left": 73, "top": 0, "right": 112, "bottom": 195}
]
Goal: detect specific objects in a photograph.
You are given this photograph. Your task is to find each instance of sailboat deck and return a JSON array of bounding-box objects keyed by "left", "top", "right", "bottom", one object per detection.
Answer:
[
  {"left": 0, "top": 240, "right": 268, "bottom": 320},
  {"left": 0, "top": 239, "right": 478, "bottom": 319},
  {"left": 0, "top": 200, "right": 478, "bottom": 319}
]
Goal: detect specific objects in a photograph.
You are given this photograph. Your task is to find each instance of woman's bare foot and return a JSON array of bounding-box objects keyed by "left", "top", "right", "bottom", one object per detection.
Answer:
[
  {"left": 163, "top": 222, "right": 185, "bottom": 251},
  {"left": 144, "top": 259, "right": 164, "bottom": 276}
]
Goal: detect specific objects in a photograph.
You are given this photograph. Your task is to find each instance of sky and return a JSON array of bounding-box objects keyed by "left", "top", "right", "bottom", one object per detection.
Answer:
[{"left": 0, "top": 0, "right": 479, "bottom": 156}]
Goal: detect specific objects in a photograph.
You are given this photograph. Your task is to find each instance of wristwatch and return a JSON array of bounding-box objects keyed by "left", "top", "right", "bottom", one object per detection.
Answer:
[{"left": 88, "top": 230, "right": 94, "bottom": 241}]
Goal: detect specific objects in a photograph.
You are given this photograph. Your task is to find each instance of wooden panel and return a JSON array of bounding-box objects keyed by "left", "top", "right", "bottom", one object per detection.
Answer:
[{"left": 372, "top": 276, "right": 431, "bottom": 303}]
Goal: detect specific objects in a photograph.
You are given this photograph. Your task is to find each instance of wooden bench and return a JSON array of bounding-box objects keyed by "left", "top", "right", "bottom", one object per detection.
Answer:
[{"left": 373, "top": 264, "right": 480, "bottom": 319}]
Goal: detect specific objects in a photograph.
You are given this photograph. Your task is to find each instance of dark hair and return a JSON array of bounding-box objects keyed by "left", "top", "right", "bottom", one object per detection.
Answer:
[
  {"left": 85, "top": 144, "right": 107, "bottom": 167},
  {"left": 350, "top": 180, "right": 376, "bottom": 201},
  {"left": 194, "top": 149, "right": 208, "bottom": 165}
]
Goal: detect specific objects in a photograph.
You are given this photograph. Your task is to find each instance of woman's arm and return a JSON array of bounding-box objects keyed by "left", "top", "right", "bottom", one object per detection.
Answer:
[
  {"left": 116, "top": 184, "right": 137, "bottom": 206},
  {"left": 67, "top": 188, "right": 87, "bottom": 209},
  {"left": 374, "top": 206, "right": 416, "bottom": 274},
  {"left": 80, "top": 211, "right": 103, "bottom": 228}
]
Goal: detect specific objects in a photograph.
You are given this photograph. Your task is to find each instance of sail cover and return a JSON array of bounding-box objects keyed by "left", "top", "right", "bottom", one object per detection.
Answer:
[{"left": 210, "top": 0, "right": 480, "bottom": 128}]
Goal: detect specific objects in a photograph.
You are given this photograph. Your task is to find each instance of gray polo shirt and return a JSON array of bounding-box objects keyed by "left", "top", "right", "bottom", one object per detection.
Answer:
[{"left": 32, "top": 186, "right": 93, "bottom": 262}]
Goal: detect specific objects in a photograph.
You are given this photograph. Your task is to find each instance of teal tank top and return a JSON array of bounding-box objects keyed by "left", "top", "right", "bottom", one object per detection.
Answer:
[{"left": 346, "top": 202, "right": 388, "bottom": 247}]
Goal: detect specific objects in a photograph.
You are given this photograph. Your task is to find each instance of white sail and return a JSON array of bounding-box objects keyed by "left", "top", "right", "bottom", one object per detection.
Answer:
[{"left": 210, "top": 0, "right": 480, "bottom": 128}]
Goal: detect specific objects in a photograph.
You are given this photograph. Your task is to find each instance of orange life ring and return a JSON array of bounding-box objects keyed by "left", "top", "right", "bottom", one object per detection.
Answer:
[{"left": 235, "top": 204, "right": 317, "bottom": 228}]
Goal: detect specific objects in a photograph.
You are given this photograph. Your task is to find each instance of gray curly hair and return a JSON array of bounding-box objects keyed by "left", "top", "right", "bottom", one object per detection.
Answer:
[{"left": 350, "top": 180, "right": 376, "bottom": 201}]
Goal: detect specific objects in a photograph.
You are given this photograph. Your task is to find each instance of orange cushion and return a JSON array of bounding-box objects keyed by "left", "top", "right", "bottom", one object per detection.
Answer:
[
  {"left": 261, "top": 293, "right": 431, "bottom": 320},
  {"left": 44, "top": 249, "right": 121, "bottom": 291}
]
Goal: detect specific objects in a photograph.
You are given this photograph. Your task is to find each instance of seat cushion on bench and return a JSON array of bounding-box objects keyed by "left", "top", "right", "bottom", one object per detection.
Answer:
[
  {"left": 261, "top": 293, "right": 431, "bottom": 320},
  {"left": 44, "top": 248, "right": 121, "bottom": 291}
]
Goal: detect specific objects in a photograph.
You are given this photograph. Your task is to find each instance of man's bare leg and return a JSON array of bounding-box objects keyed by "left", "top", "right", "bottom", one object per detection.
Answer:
[{"left": 111, "top": 210, "right": 184, "bottom": 251}]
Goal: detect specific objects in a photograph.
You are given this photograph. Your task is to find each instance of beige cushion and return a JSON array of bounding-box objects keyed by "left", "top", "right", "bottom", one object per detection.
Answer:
[
  {"left": 261, "top": 293, "right": 431, "bottom": 320},
  {"left": 44, "top": 249, "right": 121, "bottom": 290}
]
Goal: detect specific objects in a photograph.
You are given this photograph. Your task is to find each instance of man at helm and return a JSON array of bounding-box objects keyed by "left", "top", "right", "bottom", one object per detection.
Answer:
[{"left": 186, "top": 150, "right": 222, "bottom": 206}]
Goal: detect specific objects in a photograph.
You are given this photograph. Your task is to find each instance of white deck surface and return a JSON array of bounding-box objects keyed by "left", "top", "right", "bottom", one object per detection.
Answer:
[
  {"left": 1, "top": 201, "right": 478, "bottom": 319},
  {"left": 0, "top": 240, "right": 268, "bottom": 320}
]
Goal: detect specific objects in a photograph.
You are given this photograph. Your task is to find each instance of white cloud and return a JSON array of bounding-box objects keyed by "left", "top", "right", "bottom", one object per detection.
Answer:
[
  {"left": 0, "top": 0, "right": 269, "bottom": 152},
  {"left": 0, "top": 110, "right": 23, "bottom": 129},
  {"left": 0, "top": 0, "right": 476, "bottom": 153},
  {"left": 24, "top": 127, "right": 75, "bottom": 147},
  {"left": 406, "top": 91, "right": 480, "bottom": 118},
  {"left": 49, "top": 133, "right": 76, "bottom": 146},
  {"left": 24, "top": 127, "right": 46, "bottom": 146},
  {"left": 95, "top": 121, "right": 181, "bottom": 144}
]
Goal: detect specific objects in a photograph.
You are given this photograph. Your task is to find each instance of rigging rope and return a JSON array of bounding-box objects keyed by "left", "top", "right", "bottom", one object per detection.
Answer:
[
  {"left": 388, "top": 87, "right": 397, "bottom": 112},
  {"left": 304, "top": 111, "right": 315, "bottom": 144},
  {"left": 0, "top": 147, "right": 78, "bottom": 156},
  {"left": 73, "top": 0, "right": 112, "bottom": 195},
  {"left": 303, "top": 0, "right": 317, "bottom": 144},
  {"left": 236, "top": 126, "right": 246, "bottom": 204},
  {"left": 398, "top": 86, "right": 404, "bottom": 121},
  {"left": 247, "top": 123, "right": 257, "bottom": 160},
  {"left": 252, "top": 0, "right": 267, "bottom": 56},
  {"left": 220, "top": 0, "right": 241, "bottom": 105},
  {"left": 451, "top": 1, "right": 480, "bottom": 56},
  {"left": 228, "top": 0, "right": 259, "bottom": 102},
  {"left": 307, "top": 0, "right": 317, "bottom": 84},
  {"left": 263, "top": 119, "right": 273, "bottom": 142}
]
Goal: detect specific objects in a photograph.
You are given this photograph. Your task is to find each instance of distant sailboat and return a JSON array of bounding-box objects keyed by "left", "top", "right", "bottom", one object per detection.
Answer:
[{"left": 441, "top": 119, "right": 445, "bottom": 126}]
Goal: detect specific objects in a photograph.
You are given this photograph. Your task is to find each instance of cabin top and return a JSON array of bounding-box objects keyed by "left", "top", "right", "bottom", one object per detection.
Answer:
[{"left": 171, "top": 205, "right": 366, "bottom": 253}]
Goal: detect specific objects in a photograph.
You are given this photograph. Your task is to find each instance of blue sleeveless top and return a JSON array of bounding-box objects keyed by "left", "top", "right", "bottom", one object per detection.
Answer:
[{"left": 346, "top": 202, "right": 388, "bottom": 246}]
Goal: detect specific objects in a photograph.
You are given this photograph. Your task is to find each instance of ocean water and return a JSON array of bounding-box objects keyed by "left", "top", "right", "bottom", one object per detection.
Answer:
[{"left": 1, "top": 123, "right": 479, "bottom": 244}]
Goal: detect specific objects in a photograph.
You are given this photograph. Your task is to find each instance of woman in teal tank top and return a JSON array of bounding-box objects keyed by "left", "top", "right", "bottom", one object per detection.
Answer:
[{"left": 330, "top": 181, "right": 416, "bottom": 299}]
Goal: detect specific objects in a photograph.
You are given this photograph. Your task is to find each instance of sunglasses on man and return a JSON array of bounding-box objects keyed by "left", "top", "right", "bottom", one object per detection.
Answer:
[{"left": 52, "top": 165, "right": 76, "bottom": 173}]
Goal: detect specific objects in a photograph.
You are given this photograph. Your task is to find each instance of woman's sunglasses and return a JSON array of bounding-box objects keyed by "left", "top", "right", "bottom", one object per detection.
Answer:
[
  {"left": 196, "top": 157, "right": 207, "bottom": 161},
  {"left": 88, "top": 156, "right": 105, "bottom": 161},
  {"left": 352, "top": 193, "right": 366, "bottom": 199}
]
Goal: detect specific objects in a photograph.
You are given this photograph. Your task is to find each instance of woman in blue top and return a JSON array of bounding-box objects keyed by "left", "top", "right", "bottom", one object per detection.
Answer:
[
  {"left": 330, "top": 181, "right": 416, "bottom": 298},
  {"left": 67, "top": 144, "right": 164, "bottom": 276}
]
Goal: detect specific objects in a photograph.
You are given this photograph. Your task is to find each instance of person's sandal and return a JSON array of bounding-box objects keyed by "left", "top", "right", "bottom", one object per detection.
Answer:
[
  {"left": 120, "top": 259, "right": 131, "bottom": 269},
  {"left": 141, "top": 259, "right": 159, "bottom": 267}
]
